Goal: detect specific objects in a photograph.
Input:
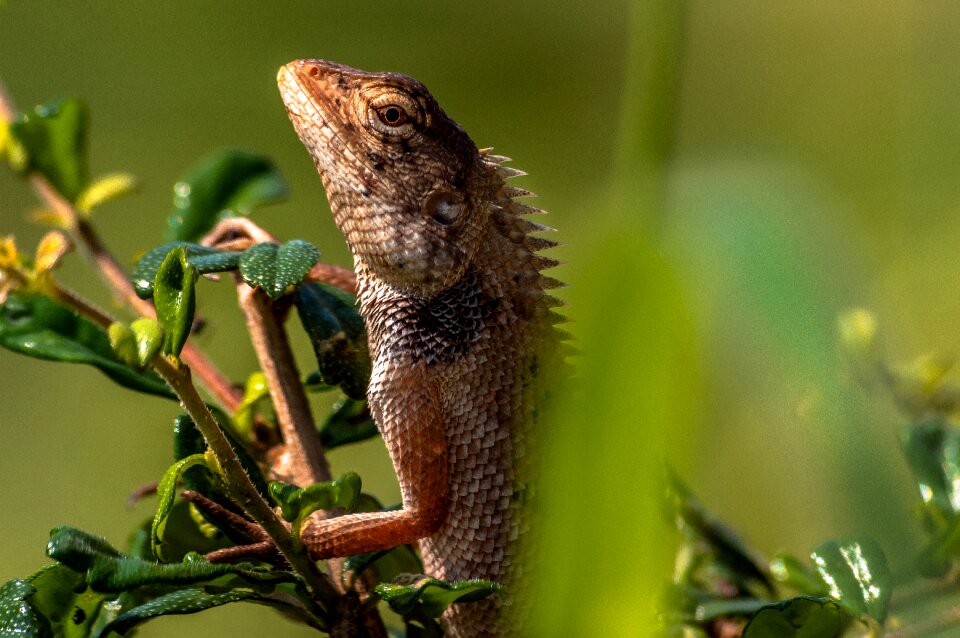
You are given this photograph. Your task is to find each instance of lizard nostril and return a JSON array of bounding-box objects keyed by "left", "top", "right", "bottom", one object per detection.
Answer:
[{"left": 308, "top": 65, "right": 320, "bottom": 77}]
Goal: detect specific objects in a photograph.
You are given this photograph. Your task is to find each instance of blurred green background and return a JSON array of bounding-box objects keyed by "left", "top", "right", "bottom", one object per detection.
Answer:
[{"left": 0, "top": 1, "right": 956, "bottom": 635}]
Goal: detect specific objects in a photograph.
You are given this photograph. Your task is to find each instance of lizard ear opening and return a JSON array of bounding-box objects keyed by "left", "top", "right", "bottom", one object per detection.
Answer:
[{"left": 422, "top": 190, "right": 464, "bottom": 226}]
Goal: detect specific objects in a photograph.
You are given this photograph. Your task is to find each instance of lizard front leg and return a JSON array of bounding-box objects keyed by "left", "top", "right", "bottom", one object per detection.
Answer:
[{"left": 301, "top": 363, "right": 449, "bottom": 559}]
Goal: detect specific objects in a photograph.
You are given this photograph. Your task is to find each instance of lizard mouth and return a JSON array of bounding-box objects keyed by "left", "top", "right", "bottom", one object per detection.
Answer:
[{"left": 277, "top": 60, "right": 380, "bottom": 186}]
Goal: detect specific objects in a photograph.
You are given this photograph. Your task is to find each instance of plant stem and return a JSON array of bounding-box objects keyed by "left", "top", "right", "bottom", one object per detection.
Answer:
[
  {"left": 307, "top": 263, "right": 357, "bottom": 296},
  {"left": 52, "top": 282, "right": 114, "bottom": 329},
  {"left": 237, "top": 284, "right": 330, "bottom": 487},
  {"left": 152, "top": 354, "right": 339, "bottom": 607},
  {"left": 202, "top": 218, "right": 333, "bottom": 488}
]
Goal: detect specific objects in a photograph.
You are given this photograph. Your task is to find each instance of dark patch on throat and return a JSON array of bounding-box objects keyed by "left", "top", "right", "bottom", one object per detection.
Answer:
[{"left": 385, "top": 270, "right": 497, "bottom": 365}]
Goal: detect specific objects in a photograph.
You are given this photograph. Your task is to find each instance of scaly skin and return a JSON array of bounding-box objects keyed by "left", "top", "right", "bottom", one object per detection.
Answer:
[{"left": 277, "top": 59, "right": 561, "bottom": 637}]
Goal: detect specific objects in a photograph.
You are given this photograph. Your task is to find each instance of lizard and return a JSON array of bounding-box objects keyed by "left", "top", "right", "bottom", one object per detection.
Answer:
[{"left": 277, "top": 59, "right": 563, "bottom": 637}]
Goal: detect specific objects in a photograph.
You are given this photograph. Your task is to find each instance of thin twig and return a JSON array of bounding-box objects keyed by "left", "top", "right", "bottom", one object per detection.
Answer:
[
  {"left": 52, "top": 282, "right": 115, "bottom": 329},
  {"left": 0, "top": 76, "right": 242, "bottom": 411},
  {"left": 152, "top": 354, "right": 339, "bottom": 608},
  {"left": 0, "top": 77, "right": 14, "bottom": 120},
  {"left": 307, "top": 263, "right": 357, "bottom": 295}
]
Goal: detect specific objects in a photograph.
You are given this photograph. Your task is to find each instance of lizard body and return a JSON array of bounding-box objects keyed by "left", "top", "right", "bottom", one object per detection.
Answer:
[{"left": 277, "top": 59, "right": 561, "bottom": 637}]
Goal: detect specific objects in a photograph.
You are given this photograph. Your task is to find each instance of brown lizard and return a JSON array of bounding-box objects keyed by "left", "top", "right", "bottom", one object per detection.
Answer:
[{"left": 277, "top": 59, "right": 562, "bottom": 637}]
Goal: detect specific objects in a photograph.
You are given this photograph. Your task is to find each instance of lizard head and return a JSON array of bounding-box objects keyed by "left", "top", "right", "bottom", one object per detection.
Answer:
[{"left": 278, "top": 59, "right": 494, "bottom": 297}]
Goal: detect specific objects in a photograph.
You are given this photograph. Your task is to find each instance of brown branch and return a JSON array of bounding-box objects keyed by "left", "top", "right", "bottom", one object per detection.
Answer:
[
  {"left": 202, "top": 218, "right": 333, "bottom": 488},
  {"left": 307, "top": 263, "right": 357, "bottom": 296},
  {"left": 0, "top": 77, "right": 14, "bottom": 121},
  {"left": 204, "top": 219, "right": 357, "bottom": 593},
  {"left": 238, "top": 284, "right": 330, "bottom": 487}
]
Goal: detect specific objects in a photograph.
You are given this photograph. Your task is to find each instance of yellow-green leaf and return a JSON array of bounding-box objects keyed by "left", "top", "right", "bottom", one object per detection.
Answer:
[{"left": 75, "top": 172, "right": 138, "bottom": 215}]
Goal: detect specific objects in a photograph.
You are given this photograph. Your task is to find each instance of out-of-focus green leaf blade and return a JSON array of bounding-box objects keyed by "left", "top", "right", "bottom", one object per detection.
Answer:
[
  {"left": 811, "top": 538, "right": 891, "bottom": 623},
  {"left": 46, "top": 527, "right": 295, "bottom": 592},
  {"left": 102, "top": 587, "right": 260, "bottom": 636},
  {"left": 319, "top": 398, "right": 378, "bottom": 449},
  {"left": 296, "top": 283, "right": 370, "bottom": 400},
  {"left": 153, "top": 247, "right": 197, "bottom": 357},
  {"left": 0, "top": 293, "right": 172, "bottom": 398},
  {"left": 152, "top": 454, "right": 210, "bottom": 561},
  {"left": 742, "top": 596, "right": 848, "bottom": 638},
  {"left": 374, "top": 577, "right": 502, "bottom": 618},
  {"left": 164, "top": 149, "right": 288, "bottom": 242},
  {"left": 131, "top": 242, "right": 240, "bottom": 299},
  {"left": 9, "top": 98, "right": 88, "bottom": 201},
  {"left": 239, "top": 240, "right": 321, "bottom": 300}
]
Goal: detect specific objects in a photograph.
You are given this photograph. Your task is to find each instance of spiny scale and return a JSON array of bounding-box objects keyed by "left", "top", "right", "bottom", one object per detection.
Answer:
[{"left": 278, "top": 59, "right": 564, "bottom": 637}]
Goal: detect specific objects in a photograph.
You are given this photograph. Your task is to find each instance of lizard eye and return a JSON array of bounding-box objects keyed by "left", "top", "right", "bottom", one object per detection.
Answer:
[
  {"left": 376, "top": 105, "right": 408, "bottom": 127},
  {"left": 362, "top": 87, "right": 423, "bottom": 138}
]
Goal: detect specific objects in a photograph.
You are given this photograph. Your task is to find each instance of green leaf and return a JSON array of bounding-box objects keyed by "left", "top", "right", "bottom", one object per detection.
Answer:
[
  {"left": 900, "top": 418, "right": 960, "bottom": 529},
  {"left": 319, "top": 398, "right": 379, "bottom": 449},
  {"left": 0, "top": 293, "right": 172, "bottom": 398},
  {"left": 769, "top": 553, "right": 827, "bottom": 596},
  {"left": 296, "top": 283, "right": 371, "bottom": 399},
  {"left": 107, "top": 322, "right": 138, "bottom": 369},
  {"left": 75, "top": 172, "right": 138, "bottom": 215},
  {"left": 917, "top": 513, "right": 960, "bottom": 577},
  {"left": 374, "top": 577, "right": 502, "bottom": 618},
  {"left": 232, "top": 372, "right": 271, "bottom": 441},
  {"left": 343, "top": 545, "right": 422, "bottom": 590},
  {"left": 152, "top": 454, "right": 212, "bottom": 561},
  {"left": 742, "top": 596, "right": 848, "bottom": 638},
  {"left": 102, "top": 587, "right": 260, "bottom": 636},
  {"left": 172, "top": 412, "right": 270, "bottom": 504},
  {"left": 47, "top": 527, "right": 295, "bottom": 592},
  {"left": 0, "top": 579, "right": 48, "bottom": 638},
  {"left": 142, "top": 502, "right": 229, "bottom": 565},
  {"left": 239, "top": 240, "right": 321, "bottom": 300},
  {"left": 164, "top": 149, "right": 288, "bottom": 243},
  {"left": 25, "top": 564, "right": 122, "bottom": 638},
  {"left": 129, "top": 318, "right": 164, "bottom": 368},
  {"left": 268, "top": 473, "right": 361, "bottom": 535},
  {"left": 131, "top": 242, "right": 241, "bottom": 299},
  {"left": 667, "top": 471, "right": 774, "bottom": 596},
  {"left": 9, "top": 99, "right": 88, "bottom": 201},
  {"left": 810, "top": 538, "right": 891, "bottom": 623},
  {"left": 153, "top": 247, "right": 197, "bottom": 357}
]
